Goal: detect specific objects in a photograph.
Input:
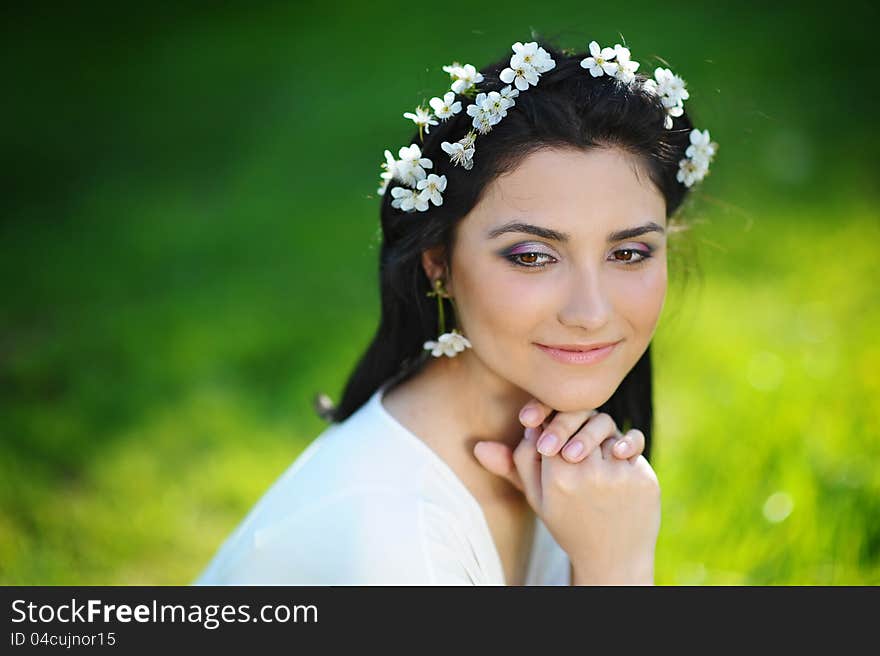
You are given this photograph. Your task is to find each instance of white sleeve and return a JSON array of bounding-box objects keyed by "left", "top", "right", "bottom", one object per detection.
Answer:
[{"left": 196, "top": 488, "right": 475, "bottom": 586}]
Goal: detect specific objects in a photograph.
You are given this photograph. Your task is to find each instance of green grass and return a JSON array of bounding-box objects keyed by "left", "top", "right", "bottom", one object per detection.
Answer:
[
  {"left": 653, "top": 207, "right": 880, "bottom": 584},
  {"left": 1, "top": 1, "right": 877, "bottom": 584}
]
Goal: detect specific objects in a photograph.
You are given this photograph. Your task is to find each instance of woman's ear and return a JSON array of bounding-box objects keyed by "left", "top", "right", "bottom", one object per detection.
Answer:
[{"left": 420, "top": 246, "right": 452, "bottom": 293}]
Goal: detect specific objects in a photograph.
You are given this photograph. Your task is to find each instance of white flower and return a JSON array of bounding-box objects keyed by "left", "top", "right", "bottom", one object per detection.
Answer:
[
  {"left": 676, "top": 158, "right": 706, "bottom": 188},
  {"left": 403, "top": 105, "right": 439, "bottom": 134},
  {"left": 645, "top": 77, "right": 683, "bottom": 127},
  {"left": 500, "top": 41, "right": 556, "bottom": 92},
  {"left": 466, "top": 96, "right": 499, "bottom": 134},
  {"left": 654, "top": 67, "right": 689, "bottom": 107},
  {"left": 470, "top": 92, "right": 488, "bottom": 107},
  {"left": 510, "top": 41, "right": 537, "bottom": 64},
  {"left": 467, "top": 91, "right": 509, "bottom": 132},
  {"left": 532, "top": 46, "right": 556, "bottom": 74},
  {"left": 613, "top": 44, "right": 632, "bottom": 62},
  {"left": 429, "top": 91, "right": 462, "bottom": 120},
  {"left": 498, "top": 84, "right": 520, "bottom": 102},
  {"left": 646, "top": 67, "right": 689, "bottom": 128},
  {"left": 511, "top": 41, "right": 556, "bottom": 74},
  {"left": 579, "top": 40, "right": 617, "bottom": 77},
  {"left": 471, "top": 86, "right": 516, "bottom": 132},
  {"left": 441, "top": 139, "right": 475, "bottom": 170},
  {"left": 377, "top": 147, "right": 398, "bottom": 195},
  {"left": 448, "top": 63, "right": 484, "bottom": 94},
  {"left": 458, "top": 130, "right": 477, "bottom": 149},
  {"left": 379, "top": 149, "right": 398, "bottom": 184},
  {"left": 390, "top": 186, "right": 429, "bottom": 212},
  {"left": 666, "top": 104, "right": 685, "bottom": 129},
  {"left": 396, "top": 144, "right": 433, "bottom": 186},
  {"left": 609, "top": 44, "right": 640, "bottom": 83},
  {"left": 486, "top": 90, "right": 514, "bottom": 117},
  {"left": 416, "top": 173, "right": 447, "bottom": 206},
  {"left": 423, "top": 329, "right": 472, "bottom": 357},
  {"left": 500, "top": 62, "right": 539, "bottom": 91},
  {"left": 397, "top": 142, "right": 425, "bottom": 161},
  {"left": 470, "top": 110, "right": 495, "bottom": 134},
  {"left": 677, "top": 129, "right": 717, "bottom": 187},
  {"left": 644, "top": 77, "right": 676, "bottom": 126},
  {"left": 685, "top": 128, "right": 717, "bottom": 166}
]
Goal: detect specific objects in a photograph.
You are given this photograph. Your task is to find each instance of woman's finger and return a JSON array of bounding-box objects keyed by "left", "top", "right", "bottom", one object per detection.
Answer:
[
  {"left": 612, "top": 428, "right": 646, "bottom": 462},
  {"left": 536, "top": 408, "right": 599, "bottom": 457},
  {"left": 517, "top": 399, "right": 555, "bottom": 428},
  {"left": 512, "top": 426, "right": 544, "bottom": 509},
  {"left": 600, "top": 433, "right": 621, "bottom": 460},
  {"left": 559, "top": 412, "right": 618, "bottom": 462},
  {"left": 473, "top": 441, "right": 525, "bottom": 493}
]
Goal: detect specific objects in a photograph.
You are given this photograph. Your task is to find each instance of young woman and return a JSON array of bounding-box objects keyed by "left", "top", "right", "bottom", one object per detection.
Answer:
[{"left": 195, "top": 37, "right": 716, "bottom": 586}]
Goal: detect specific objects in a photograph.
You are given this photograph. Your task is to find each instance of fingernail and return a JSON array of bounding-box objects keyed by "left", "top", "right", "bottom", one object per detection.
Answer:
[
  {"left": 523, "top": 427, "right": 536, "bottom": 441},
  {"left": 614, "top": 440, "right": 628, "bottom": 455},
  {"left": 537, "top": 432, "right": 559, "bottom": 455},
  {"left": 519, "top": 408, "right": 538, "bottom": 424},
  {"left": 563, "top": 440, "right": 584, "bottom": 459}
]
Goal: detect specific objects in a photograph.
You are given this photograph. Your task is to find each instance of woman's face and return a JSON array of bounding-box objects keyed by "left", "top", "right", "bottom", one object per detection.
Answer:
[{"left": 447, "top": 146, "right": 668, "bottom": 412}]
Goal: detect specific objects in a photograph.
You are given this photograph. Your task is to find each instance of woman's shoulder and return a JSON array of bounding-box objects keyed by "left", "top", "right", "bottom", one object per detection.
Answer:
[
  {"left": 269, "top": 391, "right": 438, "bottom": 504},
  {"left": 193, "top": 390, "right": 483, "bottom": 584},
  {"left": 268, "top": 386, "right": 480, "bottom": 512},
  {"left": 194, "top": 482, "right": 476, "bottom": 585}
]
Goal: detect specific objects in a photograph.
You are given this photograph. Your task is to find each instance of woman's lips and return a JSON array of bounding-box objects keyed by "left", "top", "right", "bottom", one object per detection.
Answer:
[{"left": 535, "top": 341, "right": 620, "bottom": 364}]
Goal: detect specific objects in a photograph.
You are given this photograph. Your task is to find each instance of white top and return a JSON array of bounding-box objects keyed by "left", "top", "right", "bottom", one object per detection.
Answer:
[{"left": 194, "top": 381, "right": 571, "bottom": 586}]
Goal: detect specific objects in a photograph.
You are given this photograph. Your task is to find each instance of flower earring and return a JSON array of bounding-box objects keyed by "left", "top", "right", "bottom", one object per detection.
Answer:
[{"left": 423, "top": 278, "right": 472, "bottom": 358}]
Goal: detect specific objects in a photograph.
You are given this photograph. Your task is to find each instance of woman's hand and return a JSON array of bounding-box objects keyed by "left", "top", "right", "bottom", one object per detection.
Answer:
[
  {"left": 473, "top": 400, "right": 660, "bottom": 585},
  {"left": 518, "top": 399, "right": 643, "bottom": 462},
  {"left": 473, "top": 400, "right": 644, "bottom": 475}
]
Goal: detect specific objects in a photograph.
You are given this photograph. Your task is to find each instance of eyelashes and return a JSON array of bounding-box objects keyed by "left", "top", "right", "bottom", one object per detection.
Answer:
[{"left": 504, "top": 247, "right": 654, "bottom": 269}]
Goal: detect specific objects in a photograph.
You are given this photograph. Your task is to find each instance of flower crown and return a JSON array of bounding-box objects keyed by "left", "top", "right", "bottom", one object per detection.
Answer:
[{"left": 377, "top": 39, "right": 718, "bottom": 211}]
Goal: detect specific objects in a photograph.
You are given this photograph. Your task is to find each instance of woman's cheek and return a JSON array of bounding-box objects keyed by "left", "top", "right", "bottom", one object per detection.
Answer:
[
  {"left": 616, "top": 262, "right": 667, "bottom": 332},
  {"left": 463, "top": 271, "right": 549, "bottom": 341}
]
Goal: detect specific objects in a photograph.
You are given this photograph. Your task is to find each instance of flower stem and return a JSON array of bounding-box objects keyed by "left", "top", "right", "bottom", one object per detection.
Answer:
[{"left": 437, "top": 289, "right": 446, "bottom": 334}]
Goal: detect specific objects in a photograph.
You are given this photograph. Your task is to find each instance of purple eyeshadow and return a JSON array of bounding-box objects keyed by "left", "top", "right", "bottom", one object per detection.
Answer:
[{"left": 507, "top": 243, "right": 549, "bottom": 255}]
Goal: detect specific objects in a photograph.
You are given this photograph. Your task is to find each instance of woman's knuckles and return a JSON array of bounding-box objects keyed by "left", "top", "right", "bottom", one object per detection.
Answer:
[
  {"left": 544, "top": 449, "right": 658, "bottom": 494},
  {"left": 575, "top": 413, "right": 618, "bottom": 453},
  {"left": 546, "top": 465, "right": 580, "bottom": 494},
  {"left": 528, "top": 409, "right": 647, "bottom": 477},
  {"left": 537, "top": 408, "right": 601, "bottom": 456},
  {"left": 514, "top": 436, "right": 541, "bottom": 467}
]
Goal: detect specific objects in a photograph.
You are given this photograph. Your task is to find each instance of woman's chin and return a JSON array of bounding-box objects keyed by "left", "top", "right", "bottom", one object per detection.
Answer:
[{"left": 523, "top": 384, "right": 615, "bottom": 414}]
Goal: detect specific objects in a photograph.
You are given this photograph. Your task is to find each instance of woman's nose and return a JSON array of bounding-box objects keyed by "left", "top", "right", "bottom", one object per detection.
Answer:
[{"left": 556, "top": 271, "right": 613, "bottom": 332}]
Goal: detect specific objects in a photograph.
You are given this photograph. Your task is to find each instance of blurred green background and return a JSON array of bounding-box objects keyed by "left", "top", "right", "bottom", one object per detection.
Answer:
[{"left": 1, "top": 1, "right": 877, "bottom": 585}]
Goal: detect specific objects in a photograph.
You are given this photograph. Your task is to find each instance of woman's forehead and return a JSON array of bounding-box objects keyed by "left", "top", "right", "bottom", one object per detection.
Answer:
[{"left": 469, "top": 147, "right": 667, "bottom": 235}]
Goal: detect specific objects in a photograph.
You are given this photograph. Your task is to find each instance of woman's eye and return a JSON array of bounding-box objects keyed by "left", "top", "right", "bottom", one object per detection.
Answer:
[
  {"left": 611, "top": 248, "right": 653, "bottom": 265},
  {"left": 505, "top": 247, "right": 654, "bottom": 269},
  {"left": 506, "top": 252, "right": 556, "bottom": 268}
]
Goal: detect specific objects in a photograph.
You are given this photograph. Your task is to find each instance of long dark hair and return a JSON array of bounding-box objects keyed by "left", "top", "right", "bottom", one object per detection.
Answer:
[{"left": 314, "top": 37, "right": 702, "bottom": 463}]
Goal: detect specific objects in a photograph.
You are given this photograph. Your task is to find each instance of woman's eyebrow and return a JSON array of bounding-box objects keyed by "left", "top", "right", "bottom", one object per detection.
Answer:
[{"left": 486, "top": 220, "right": 666, "bottom": 243}]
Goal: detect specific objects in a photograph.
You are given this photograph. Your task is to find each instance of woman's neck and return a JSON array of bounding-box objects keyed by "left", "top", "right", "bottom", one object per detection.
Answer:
[{"left": 383, "top": 352, "right": 534, "bottom": 503}]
